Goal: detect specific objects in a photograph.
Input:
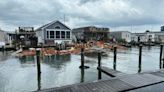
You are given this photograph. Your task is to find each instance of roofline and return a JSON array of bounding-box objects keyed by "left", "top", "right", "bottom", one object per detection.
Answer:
[
  {"left": 35, "top": 20, "right": 71, "bottom": 31},
  {"left": 73, "top": 26, "right": 109, "bottom": 30}
]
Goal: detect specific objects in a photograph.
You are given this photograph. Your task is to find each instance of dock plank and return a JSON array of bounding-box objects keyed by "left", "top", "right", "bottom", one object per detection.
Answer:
[
  {"left": 119, "top": 74, "right": 164, "bottom": 87},
  {"left": 37, "top": 70, "right": 164, "bottom": 92},
  {"left": 97, "top": 66, "right": 126, "bottom": 77}
]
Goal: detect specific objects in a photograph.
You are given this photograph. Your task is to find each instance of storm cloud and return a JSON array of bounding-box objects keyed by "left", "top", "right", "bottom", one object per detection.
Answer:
[{"left": 0, "top": 0, "right": 164, "bottom": 32}]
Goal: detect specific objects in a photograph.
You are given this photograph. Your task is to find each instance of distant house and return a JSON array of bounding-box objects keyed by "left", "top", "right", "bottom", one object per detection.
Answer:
[
  {"left": 35, "top": 21, "right": 72, "bottom": 45},
  {"left": 132, "top": 31, "right": 164, "bottom": 43},
  {"left": 6, "top": 31, "right": 17, "bottom": 47},
  {"left": 110, "top": 31, "right": 131, "bottom": 42},
  {"left": 15, "top": 27, "right": 37, "bottom": 47},
  {"left": 72, "top": 26, "right": 109, "bottom": 42},
  {"left": 0, "top": 29, "right": 7, "bottom": 47}
]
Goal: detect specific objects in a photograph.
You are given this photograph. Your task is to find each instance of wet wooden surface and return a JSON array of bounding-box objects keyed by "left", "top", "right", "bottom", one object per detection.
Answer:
[
  {"left": 97, "top": 66, "right": 126, "bottom": 77},
  {"left": 37, "top": 70, "right": 164, "bottom": 92}
]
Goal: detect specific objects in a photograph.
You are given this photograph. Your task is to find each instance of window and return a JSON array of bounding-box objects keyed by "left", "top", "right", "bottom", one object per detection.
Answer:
[
  {"left": 46, "top": 31, "right": 49, "bottom": 38},
  {"left": 55, "top": 26, "right": 60, "bottom": 29},
  {"left": 66, "top": 31, "right": 70, "bottom": 39},
  {"left": 56, "top": 31, "right": 60, "bottom": 38},
  {"left": 61, "top": 31, "right": 65, "bottom": 38},
  {"left": 50, "top": 31, "right": 55, "bottom": 38}
]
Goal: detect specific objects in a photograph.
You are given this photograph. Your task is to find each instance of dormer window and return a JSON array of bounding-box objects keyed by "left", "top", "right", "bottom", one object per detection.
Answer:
[{"left": 55, "top": 26, "right": 60, "bottom": 29}]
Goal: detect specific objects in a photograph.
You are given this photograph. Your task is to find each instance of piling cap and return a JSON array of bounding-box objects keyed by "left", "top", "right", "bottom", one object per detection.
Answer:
[
  {"left": 36, "top": 48, "right": 41, "bottom": 56},
  {"left": 36, "top": 48, "right": 41, "bottom": 51}
]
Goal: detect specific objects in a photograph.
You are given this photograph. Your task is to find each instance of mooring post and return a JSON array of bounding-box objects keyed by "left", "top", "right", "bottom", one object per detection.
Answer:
[
  {"left": 79, "top": 48, "right": 89, "bottom": 69},
  {"left": 113, "top": 46, "right": 117, "bottom": 70},
  {"left": 98, "top": 51, "right": 102, "bottom": 79},
  {"left": 36, "top": 48, "right": 41, "bottom": 75},
  {"left": 159, "top": 44, "right": 163, "bottom": 69},
  {"left": 80, "top": 48, "right": 84, "bottom": 68},
  {"left": 138, "top": 45, "right": 142, "bottom": 73}
]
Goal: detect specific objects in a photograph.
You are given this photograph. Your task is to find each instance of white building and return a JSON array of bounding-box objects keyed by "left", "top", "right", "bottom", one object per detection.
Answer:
[
  {"left": 110, "top": 31, "right": 131, "bottom": 42},
  {"left": 35, "top": 21, "right": 72, "bottom": 45},
  {"left": 0, "top": 29, "right": 7, "bottom": 47},
  {"left": 132, "top": 31, "right": 164, "bottom": 43}
]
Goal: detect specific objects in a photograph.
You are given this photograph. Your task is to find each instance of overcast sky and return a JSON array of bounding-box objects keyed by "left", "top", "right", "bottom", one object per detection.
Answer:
[{"left": 0, "top": 0, "right": 164, "bottom": 32}]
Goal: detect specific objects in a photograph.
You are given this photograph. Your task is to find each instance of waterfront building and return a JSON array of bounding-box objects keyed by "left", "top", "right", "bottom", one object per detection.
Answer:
[
  {"left": 161, "top": 26, "right": 164, "bottom": 32},
  {"left": 132, "top": 31, "right": 164, "bottom": 43},
  {"left": 109, "top": 31, "right": 131, "bottom": 43},
  {"left": 72, "top": 26, "right": 109, "bottom": 42},
  {"left": 35, "top": 20, "right": 72, "bottom": 46},
  {"left": 0, "top": 29, "right": 7, "bottom": 47},
  {"left": 6, "top": 31, "right": 17, "bottom": 47},
  {"left": 16, "top": 27, "right": 37, "bottom": 47}
]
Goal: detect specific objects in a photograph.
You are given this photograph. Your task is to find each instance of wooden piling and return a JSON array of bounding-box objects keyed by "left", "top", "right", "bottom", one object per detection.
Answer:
[
  {"left": 98, "top": 52, "right": 102, "bottom": 67},
  {"left": 138, "top": 45, "right": 142, "bottom": 73},
  {"left": 37, "top": 71, "right": 41, "bottom": 91},
  {"left": 80, "top": 48, "right": 84, "bottom": 68},
  {"left": 36, "top": 49, "right": 41, "bottom": 74},
  {"left": 113, "top": 46, "right": 117, "bottom": 70},
  {"left": 160, "top": 45, "right": 163, "bottom": 69},
  {"left": 79, "top": 48, "right": 89, "bottom": 69},
  {"left": 98, "top": 52, "right": 102, "bottom": 79}
]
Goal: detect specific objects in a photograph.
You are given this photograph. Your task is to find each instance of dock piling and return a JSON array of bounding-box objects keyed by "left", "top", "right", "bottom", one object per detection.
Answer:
[
  {"left": 79, "top": 48, "right": 89, "bottom": 69},
  {"left": 113, "top": 46, "right": 117, "bottom": 70},
  {"left": 36, "top": 48, "right": 41, "bottom": 74},
  {"left": 98, "top": 51, "right": 102, "bottom": 79},
  {"left": 159, "top": 45, "right": 163, "bottom": 69},
  {"left": 138, "top": 45, "right": 142, "bottom": 73},
  {"left": 36, "top": 48, "right": 41, "bottom": 90}
]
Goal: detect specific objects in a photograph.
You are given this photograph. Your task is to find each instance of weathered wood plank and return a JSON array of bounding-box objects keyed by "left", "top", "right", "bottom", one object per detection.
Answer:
[
  {"left": 37, "top": 70, "right": 164, "bottom": 92},
  {"left": 119, "top": 74, "right": 164, "bottom": 87},
  {"left": 97, "top": 66, "right": 126, "bottom": 77}
]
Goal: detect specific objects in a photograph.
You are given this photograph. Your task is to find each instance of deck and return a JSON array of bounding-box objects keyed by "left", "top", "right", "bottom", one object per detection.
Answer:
[{"left": 36, "top": 69, "right": 164, "bottom": 92}]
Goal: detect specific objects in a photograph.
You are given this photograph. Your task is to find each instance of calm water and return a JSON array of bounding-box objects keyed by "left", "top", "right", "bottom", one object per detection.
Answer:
[{"left": 0, "top": 46, "right": 161, "bottom": 92}]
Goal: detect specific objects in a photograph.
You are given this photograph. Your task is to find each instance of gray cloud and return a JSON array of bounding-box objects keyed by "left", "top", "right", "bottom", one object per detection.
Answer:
[{"left": 0, "top": 0, "right": 164, "bottom": 32}]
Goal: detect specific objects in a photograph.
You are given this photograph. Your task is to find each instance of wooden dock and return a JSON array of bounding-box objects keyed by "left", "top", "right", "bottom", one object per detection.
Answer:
[
  {"left": 97, "top": 66, "right": 126, "bottom": 77},
  {"left": 36, "top": 70, "right": 164, "bottom": 92}
]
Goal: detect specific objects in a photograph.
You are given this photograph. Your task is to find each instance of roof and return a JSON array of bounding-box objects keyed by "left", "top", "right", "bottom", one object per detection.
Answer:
[
  {"left": 110, "top": 31, "right": 131, "bottom": 33},
  {"left": 73, "top": 26, "right": 109, "bottom": 32},
  {"left": 73, "top": 26, "right": 108, "bottom": 30},
  {"left": 35, "top": 20, "right": 71, "bottom": 31}
]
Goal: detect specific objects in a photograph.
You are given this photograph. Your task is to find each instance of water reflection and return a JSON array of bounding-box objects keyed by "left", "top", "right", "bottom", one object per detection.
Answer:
[
  {"left": 80, "top": 69, "right": 85, "bottom": 82},
  {"left": 42, "top": 54, "right": 71, "bottom": 69},
  {"left": 18, "top": 56, "right": 35, "bottom": 68},
  {"left": 0, "top": 46, "right": 162, "bottom": 92},
  {"left": 37, "top": 70, "right": 41, "bottom": 91},
  {"left": 0, "top": 52, "right": 10, "bottom": 61}
]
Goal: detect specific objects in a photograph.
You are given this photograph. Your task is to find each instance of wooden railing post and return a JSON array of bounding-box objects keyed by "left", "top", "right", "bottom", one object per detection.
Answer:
[
  {"left": 159, "top": 45, "right": 163, "bottom": 69},
  {"left": 113, "top": 47, "right": 117, "bottom": 70},
  {"left": 138, "top": 45, "right": 142, "bottom": 73}
]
